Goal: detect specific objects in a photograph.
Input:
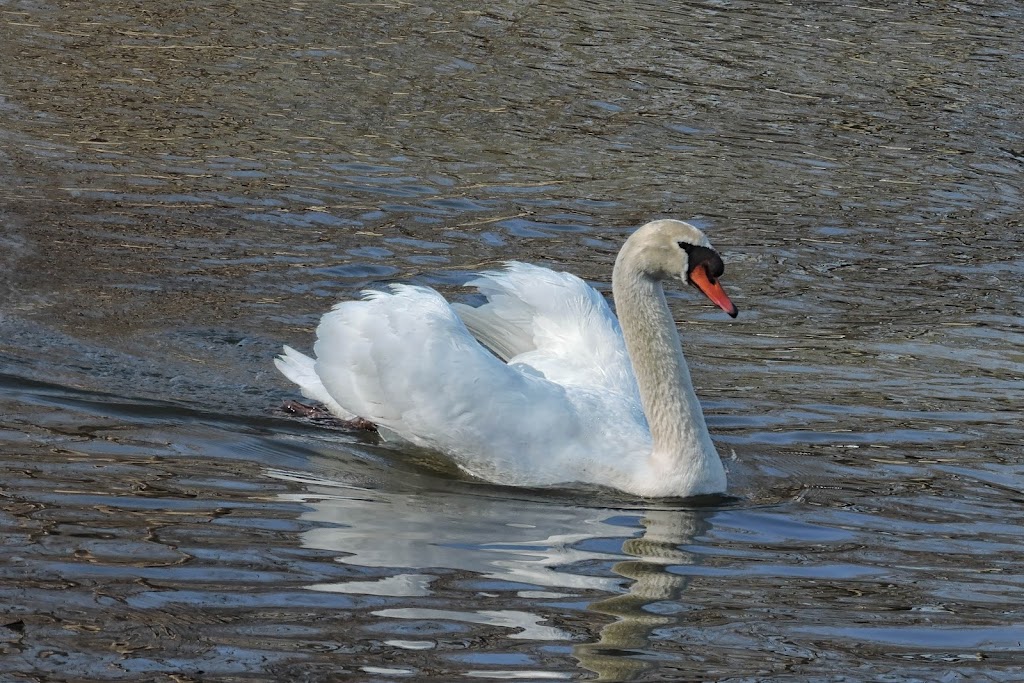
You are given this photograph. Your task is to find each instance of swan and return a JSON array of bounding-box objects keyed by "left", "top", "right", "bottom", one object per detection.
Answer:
[{"left": 274, "top": 219, "right": 739, "bottom": 498}]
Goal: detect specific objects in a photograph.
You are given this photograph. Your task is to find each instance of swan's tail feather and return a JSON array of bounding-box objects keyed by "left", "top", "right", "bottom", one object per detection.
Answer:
[{"left": 274, "top": 345, "right": 358, "bottom": 420}]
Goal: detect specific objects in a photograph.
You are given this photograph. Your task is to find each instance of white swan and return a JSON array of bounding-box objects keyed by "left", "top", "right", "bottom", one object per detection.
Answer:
[{"left": 274, "top": 219, "right": 739, "bottom": 498}]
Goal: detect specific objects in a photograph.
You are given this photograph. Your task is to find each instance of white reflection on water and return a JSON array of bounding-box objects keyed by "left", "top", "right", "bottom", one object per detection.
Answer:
[
  {"left": 269, "top": 468, "right": 711, "bottom": 680},
  {"left": 306, "top": 573, "right": 435, "bottom": 596},
  {"left": 272, "top": 469, "right": 632, "bottom": 593},
  {"left": 464, "top": 670, "right": 573, "bottom": 680},
  {"left": 375, "top": 608, "right": 573, "bottom": 641}
]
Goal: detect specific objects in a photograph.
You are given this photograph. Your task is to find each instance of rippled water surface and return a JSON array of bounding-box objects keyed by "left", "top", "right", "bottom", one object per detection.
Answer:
[{"left": 2, "top": 1, "right": 1023, "bottom": 680}]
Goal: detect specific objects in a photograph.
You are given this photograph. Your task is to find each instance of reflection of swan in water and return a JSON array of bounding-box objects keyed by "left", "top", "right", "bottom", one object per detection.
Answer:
[
  {"left": 575, "top": 509, "right": 708, "bottom": 681},
  {"left": 274, "top": 470, "right": 630, "bottom": 594},
  {"left": 270, "top": 469, "right": 711, "bottom": 680}
]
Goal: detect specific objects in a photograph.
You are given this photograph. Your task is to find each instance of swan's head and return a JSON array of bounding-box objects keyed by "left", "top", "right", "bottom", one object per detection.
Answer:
[{"left": 622, "top": 219, "right": 739, "bottom": 318}]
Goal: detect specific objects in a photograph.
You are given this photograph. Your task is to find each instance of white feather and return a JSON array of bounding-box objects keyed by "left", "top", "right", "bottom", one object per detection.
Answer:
[{"left": 273, "top": 345, "right": 356, "bottom": 420}]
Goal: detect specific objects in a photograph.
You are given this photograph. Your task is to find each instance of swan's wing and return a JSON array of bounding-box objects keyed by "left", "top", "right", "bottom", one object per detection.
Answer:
[
  {"left": 452, "top": 262, "right": 638, "bottom": 397},
  {"left": 311, "top": 285, "right": 601, "bottom": 470}
]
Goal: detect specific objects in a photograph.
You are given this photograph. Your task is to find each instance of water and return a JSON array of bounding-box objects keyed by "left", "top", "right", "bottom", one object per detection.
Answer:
[{"left": 2, "top": 0, "right": 1023, "bottom": 680}]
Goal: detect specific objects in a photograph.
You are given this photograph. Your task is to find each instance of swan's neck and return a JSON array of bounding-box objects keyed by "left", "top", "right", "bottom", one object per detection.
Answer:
[{"left": 612, "top": 260, "right": 725, "bottom": 491}]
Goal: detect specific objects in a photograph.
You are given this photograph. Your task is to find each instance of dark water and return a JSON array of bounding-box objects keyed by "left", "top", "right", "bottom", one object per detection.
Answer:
[{"left": 2, "top": 1, "right": 1023, "bottom": 680}]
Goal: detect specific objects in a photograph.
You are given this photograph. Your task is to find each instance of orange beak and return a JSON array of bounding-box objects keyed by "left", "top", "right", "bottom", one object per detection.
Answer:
[{"left": 689, "top": 263, "right": 738, "bottom": 318}]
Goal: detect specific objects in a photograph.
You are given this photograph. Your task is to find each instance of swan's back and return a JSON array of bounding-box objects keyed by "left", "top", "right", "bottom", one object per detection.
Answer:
[{"left": 308, "top": 280, "right": 649, "bottom": 486}]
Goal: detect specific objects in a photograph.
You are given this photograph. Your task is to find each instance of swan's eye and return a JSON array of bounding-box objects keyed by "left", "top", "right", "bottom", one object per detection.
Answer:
[
  {"left": 679, "top": 242, "right": 725, "bottom": 279},
  {"left": 705, "top": 254, "right": 725, "bottom": 279}
]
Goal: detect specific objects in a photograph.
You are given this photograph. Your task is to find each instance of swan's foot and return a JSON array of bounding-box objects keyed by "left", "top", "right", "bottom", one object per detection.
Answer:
[
  {"left": 346, "top": 417, "right": 378, "bottom": 432},
  {"left": 281, "top": 399, "right": 330, "bottom": 418},
  {"left": 279, "top": 400, "right": 378, "bottom": 432}
]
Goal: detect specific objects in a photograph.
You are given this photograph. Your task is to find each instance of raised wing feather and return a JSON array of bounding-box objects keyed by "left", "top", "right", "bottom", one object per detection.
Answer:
[{"left": 451, "top": 262, "right": 639, "bottom": 398}]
